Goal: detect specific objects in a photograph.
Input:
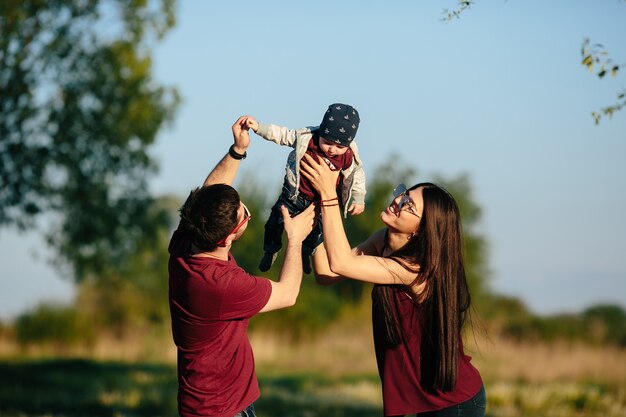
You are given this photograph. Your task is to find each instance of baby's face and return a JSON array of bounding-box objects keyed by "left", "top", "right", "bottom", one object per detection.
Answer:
[{"left": 319, "top": 137, "right": 349, "bottom": 158}]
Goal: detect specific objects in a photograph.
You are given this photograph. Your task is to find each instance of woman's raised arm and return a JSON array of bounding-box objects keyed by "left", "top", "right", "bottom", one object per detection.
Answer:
[{"left": 300, "top": 154, "right": 417, "bottom": 286}]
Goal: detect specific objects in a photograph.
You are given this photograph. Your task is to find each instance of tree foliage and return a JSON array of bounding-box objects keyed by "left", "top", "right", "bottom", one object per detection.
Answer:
[
  {"left": 15, "top": 302, "right": 96, "bottom": 346},
  {"left": 441, "top": 0, "right": 473, "bottom": 21},
  {"left": 582, "top": 304, "right": 626, "bottom": 346},
  {"left": 73, "top": 195, "right": 179, "bottom": 335},
  {"left": 12, "top": 156, "right": 624, "bottom": 347},
  {"left": 483, "top": 293, "right": 626, "bottom": 346},
  {"left": 0, "top": 0, "right": 179, "bottom": 280},
  {"left": 581, "top": 38, "right": 626, "bottom": 124}
]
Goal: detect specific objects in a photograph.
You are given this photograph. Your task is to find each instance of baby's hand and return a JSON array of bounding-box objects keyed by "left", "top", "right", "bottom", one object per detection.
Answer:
[
  {"left": 348, "top": 203, "right": 365, "bottom": 216},
  {"left": 244, "top": 117, "right": 259, "bottom": 132}
]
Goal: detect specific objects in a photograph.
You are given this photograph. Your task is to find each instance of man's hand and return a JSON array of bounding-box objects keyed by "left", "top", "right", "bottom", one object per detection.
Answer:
[
  {"left": 231, "top": 116, "right": 252, "bottom": 154},
  {"left": 282, "top": 204, "right": 316, "bottom": 243},
  {"left": 244, "top": 117, "right": 259, "bottom": 133},
  {"left": 348, "top": 203, "right": 365, "bottom": 216}
]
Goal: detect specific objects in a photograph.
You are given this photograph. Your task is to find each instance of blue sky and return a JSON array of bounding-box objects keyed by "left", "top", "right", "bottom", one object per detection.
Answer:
[{"left": 1, "top": 0, "right": 625, "bottom": 319}]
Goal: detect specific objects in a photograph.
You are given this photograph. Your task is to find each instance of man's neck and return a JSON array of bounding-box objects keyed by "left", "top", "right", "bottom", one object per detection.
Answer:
[{"left": 191, "top": 243, "right": 229, "bottom": 261}]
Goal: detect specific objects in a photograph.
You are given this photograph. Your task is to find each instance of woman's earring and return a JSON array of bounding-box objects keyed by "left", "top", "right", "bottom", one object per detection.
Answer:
[{"left": 407, "top": 232, "right": 414, "bottom": 241}]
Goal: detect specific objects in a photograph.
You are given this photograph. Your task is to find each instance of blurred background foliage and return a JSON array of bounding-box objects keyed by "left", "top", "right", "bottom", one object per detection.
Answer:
[{"left": 6, "top": 154, "right": 626, "bottom": 349}]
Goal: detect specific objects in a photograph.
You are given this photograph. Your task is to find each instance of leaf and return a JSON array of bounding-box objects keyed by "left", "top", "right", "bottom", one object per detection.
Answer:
[
  {"left": 582, "top": 55, "right": 593, "bottom": 66},
  {"left": 592, "top": 112, "right": 601, "bottom": 125},
  {"left": 598, "top": 69, "right": 606, "bottom": 78},
  {"left": 612, "top": 66, "right": 619, "bottom": 77}
]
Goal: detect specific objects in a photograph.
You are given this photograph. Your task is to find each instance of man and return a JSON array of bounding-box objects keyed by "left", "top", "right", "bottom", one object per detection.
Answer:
[{"left": 168, "top": 116, "right": 316, "bottom": 417}]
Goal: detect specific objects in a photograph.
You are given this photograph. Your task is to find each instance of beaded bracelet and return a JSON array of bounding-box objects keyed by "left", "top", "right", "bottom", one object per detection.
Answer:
[
  {"left": 321, "top": 203, "right": 339, "bottom": 207},
  {"left": 320, "top": 197, "right": 338, "bottom": 203}
]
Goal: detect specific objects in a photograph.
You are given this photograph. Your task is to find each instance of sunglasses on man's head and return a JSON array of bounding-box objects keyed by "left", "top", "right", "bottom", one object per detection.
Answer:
[
  {"left": 216, "top": 202, "right": 251, "bottom": 246},
  {"left": 392, "top": 184, "right": 421, "bottom": 218}
]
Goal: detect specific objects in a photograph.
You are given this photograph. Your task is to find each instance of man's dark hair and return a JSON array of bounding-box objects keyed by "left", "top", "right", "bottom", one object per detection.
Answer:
[{"left": 179, "top": 184, "right": 240, "bottom": 252}]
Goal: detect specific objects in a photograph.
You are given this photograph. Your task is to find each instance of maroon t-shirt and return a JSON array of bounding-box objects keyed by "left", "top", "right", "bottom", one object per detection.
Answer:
[
  {"left": 168, "top": 228, "right": 272, "bottom": 417},
  {"left": 299, "top": 134, "right": 354, "bottom": 200},
  {"left": 372, "top": 285, "right": 483, "bottom": 415}
]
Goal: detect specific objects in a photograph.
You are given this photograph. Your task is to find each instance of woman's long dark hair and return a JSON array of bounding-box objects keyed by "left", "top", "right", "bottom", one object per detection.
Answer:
[{"left": 372, "top": 182, "right": 471, "bottom": 392}]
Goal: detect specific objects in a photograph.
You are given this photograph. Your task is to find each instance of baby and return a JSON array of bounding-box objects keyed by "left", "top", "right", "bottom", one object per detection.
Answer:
[{"left": 246, "top": 103, "right": 366, "bottom": 274}]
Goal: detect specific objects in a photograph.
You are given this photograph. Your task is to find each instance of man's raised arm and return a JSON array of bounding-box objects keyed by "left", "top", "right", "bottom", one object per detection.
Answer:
[{"left": 203, "top": 116, "right": 251, "bottom": 187}]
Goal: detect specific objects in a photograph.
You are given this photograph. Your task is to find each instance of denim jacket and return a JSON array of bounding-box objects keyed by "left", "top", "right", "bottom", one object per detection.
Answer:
[{"left": 256, "top": 123, "right": 366, "bottom": 217}]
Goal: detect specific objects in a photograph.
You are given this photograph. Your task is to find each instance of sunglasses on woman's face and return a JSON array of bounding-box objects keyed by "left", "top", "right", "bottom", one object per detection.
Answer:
[
  {"left": 216, "top": 202, "right": 251, "bottom": 246},
  {"left": 392, "top": 184, "right": 421, "bottom": 218}
]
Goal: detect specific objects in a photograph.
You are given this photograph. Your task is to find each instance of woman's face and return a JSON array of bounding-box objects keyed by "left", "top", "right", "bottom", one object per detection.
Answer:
[{"left": 381, "top": 186, "right": 423, "bottom": 234}]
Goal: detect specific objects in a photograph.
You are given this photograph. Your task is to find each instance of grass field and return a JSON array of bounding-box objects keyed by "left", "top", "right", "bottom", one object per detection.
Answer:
[
  {"left": 1, "top": 319, "right": 625, "bottom": 417},
  {"left": 250, "top": 324, "right": 626, "bottom": 417}
]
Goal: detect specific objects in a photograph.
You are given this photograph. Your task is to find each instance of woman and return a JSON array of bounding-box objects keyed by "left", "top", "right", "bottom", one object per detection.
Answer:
[{"left": 300, "top": 154, "right": 486, "bottom": 417}]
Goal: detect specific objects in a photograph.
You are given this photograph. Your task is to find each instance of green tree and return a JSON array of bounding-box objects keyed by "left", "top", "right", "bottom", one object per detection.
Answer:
[
  {"left": 582, "top": 304, "right": 626, "bottom": 346},
  {"left": 483, "top": 294, "right": 535, "bottom": 340},
  {"left": 0, "top": 0, "right": 179, "bottom": 281},
  {"left": 15, "top": 302, "right": 95, "bottom": 347},
  {"left": 74, "top": 195, "right": 179, "bottom": 335}
]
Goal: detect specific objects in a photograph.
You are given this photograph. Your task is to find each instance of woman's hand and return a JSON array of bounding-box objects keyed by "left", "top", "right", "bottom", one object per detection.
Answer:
[{"left": 300, "top": 153, "right": 341, "bottom": 200}]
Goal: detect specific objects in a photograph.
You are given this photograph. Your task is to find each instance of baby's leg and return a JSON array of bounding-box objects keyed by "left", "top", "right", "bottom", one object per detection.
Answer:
[
  {"left": 301, "top": 211, "right": 323, "bottom": 274},
  {"left": 259, "top": 202, "right": 286, "bottom": 271}
]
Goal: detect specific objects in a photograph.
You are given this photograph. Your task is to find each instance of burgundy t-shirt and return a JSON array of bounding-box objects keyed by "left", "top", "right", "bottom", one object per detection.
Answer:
[
  {"left": 372, "top": 285, "right": 483, "bottom": 415},
  {"left": 298, "top": 134, "right": 354, "bottom": 200},
  {"left": 168, "top": 228, "right": 272, "bottom": 417}
]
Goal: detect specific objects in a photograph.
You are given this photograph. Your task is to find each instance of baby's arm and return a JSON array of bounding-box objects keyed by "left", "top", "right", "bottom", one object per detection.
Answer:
[
  {"left": 348, "top": 203, "right": 365, "bottom": 216},
  {"left": 248, "top": 118, "right": 298, "bottom": 147},
  {"left": 348, "top": 163, "right": 366, "bottom": 216}
]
